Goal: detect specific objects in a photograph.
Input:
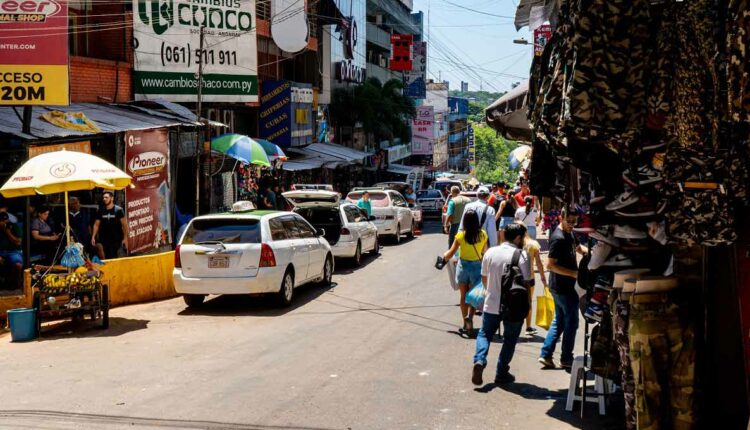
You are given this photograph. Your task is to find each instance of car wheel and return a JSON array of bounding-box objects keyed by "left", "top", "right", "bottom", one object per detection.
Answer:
[
  {"left": 394, "top": 224, "right": 401, "bottom": 244},
  {"left": 353, "top": 241, "right": 362, "bottom": 266},
  {"left": 183, "top": 294, "right": 205, "bottom": 308},
  {"left": 370, "top": 236, "right": 380, "bottom": 255},
  {"left": 318, "top": 255, "right": 333, "bottom": 287},
  {"left": 407, "top": 221, "right": 415, "bottom": 238},
  {"left": 277, "top": 270, "right": 294, "bottom": 307}
]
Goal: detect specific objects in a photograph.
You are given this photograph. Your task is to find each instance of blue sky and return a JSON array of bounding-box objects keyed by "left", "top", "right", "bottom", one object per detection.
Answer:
[{"left": 412, "top": 0, "right": 533, "bottom": 94}]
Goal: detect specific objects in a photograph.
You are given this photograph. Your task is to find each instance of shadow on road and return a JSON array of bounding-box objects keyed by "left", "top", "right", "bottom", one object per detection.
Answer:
[
  {"left": 0, "top": 410, "right": 336, "bottom": 430},
  {"left": 177, "top": 284, "right": 334, "bottom": 318},
  {"left": 36, "top": 317, "right": 149, "bottom": 341},
  {"left": 332, "top": 252, "right": 380, "bottom": 274}
]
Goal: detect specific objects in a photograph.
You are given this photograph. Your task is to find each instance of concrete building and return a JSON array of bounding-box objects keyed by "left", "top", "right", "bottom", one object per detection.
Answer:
[{"left": 448, "top": 97, "right": 469, "bottom": 172}]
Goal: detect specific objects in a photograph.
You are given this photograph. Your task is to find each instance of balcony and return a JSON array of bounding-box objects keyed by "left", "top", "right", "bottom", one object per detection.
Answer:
[
  {"left": 366, "top": 61, "right": 402, "bottom": 84},
  {"left": 367, "top": 22, "right": 392, "bottom": 50}
]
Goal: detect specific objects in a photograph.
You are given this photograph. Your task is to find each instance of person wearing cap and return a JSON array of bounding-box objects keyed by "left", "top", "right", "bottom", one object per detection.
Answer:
[
  {"left": 0, "top": 211, "right": 23, "bottom": 288},
  {"left": 459, "top": 186, "right": 497, "bottom": 248},
  {"left": 444, "top": 186, "right": 470, "bottom": 247}
]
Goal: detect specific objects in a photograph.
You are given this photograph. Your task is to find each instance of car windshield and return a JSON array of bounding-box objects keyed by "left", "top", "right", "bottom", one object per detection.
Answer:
[
  {"left": 293, "top": 207, "right": 340, "bottom": 225},
  {"left": 181, "top": 218, "right": 261, "bottom": 244},
  {"left": 435, "top": 182, "right": 459, "bottom": 191},
  {"left": 417, "top": 190, "right": 440, "bottom": 198},
  {"left": 346, "top": 192, "right": 390, "bottom": 207}
]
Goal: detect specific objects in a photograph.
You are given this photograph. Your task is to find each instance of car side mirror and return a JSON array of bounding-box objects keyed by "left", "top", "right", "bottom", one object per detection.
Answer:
[
  {"left": 316, "top": 228, "right": 325, "bottom": 237},
  {"left": 369, "top": 216, "right": 376, "bottom": 221}
]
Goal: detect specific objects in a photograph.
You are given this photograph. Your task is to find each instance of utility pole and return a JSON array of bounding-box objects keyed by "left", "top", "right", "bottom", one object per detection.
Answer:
[{"left": 194, "top": 26, "right": 205, "bottom": 216}]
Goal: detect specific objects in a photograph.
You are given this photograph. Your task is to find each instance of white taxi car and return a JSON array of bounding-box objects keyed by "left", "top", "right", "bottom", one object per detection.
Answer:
[
  {"left": 283, "top": 190, "right": 379, "bottom": 266},
  {"left": 345, "top": 188, "right": 414, "bottom": 244},
  {"left": 173, "top": 206, "right": 334, "bottom": 308}
]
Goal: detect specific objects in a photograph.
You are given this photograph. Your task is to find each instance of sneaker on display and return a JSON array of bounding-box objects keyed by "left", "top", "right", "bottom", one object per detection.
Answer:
[
  {"left": 647, "top": 221, "right": 668, "bottom": 245},
  {"left": 623, "top": 165, "right": 663, "bottom": 187},
  {"left": 615, "top": 205, "right": 657, "bottom": 218},
  {"left": 590, "top": 225, "right": 622, "bottom": 247},
  {"left": 573, "top": 214, "right": 595, "bottom": 234},
  {"left": 606, "top": 190, "right": 639, "bottom": 211},
  {"left": 588, "top": 241, "right": 613, "bottom": 270},
  {"left": 584, "top": 303, "right": 605, "bottom": 323},
  {"left": 594, "top": 275, "right": 614, "bottom": 291},
  {"left": 613, "top": 224, "right": 648, "bottom": 240},
  {"left": 603, "top": 253, "right": 634, "bottom": 267}
]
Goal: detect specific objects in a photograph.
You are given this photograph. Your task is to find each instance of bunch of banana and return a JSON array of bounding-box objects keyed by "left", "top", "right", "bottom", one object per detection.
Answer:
[{"left": 41, "top": 275, "right": 69, "bottom": 295}]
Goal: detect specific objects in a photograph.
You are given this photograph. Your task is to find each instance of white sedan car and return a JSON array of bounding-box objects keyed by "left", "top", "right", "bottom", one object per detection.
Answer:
[
  {"left": 345, "top": 188, "right": 415, "bottom": 244},
  {"left": 283, "top": 190, "right": 379, "bottom": 266},
  {"left": 173, "top": 209, "right": 334, "bottom": 308}
]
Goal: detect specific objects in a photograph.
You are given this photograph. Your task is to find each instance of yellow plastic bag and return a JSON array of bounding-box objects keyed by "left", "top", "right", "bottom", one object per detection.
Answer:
[{"left": 535, "top": 287, "right": 555, "bottom": 330}]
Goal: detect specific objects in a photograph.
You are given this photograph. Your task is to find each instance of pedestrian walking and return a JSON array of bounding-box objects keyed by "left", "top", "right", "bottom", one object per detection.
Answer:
[
  {"left": 496, "top": 190, "right": 518, "bottom": 243},
  {"left": 356, "top": 191, "right": 372, "bottom": 217},
  {"left": 459, "top": 186, "right": 497, "bottom": 248},
  {"left": 539, "top": 207, "right": 588, "bottom": 370},
  {"left": 443, "top": 210, "right": 488, "bottom": 336},
  {"left": 521, "top": 222, "right": 547, "bottom": 336},
  {"left": 444, "top": 186, "right": 470, "bottom": 247},
  {"left": 471, "top": 223, "right": 533, "bottom": 385},
  {"left": 515, "top": 196, "right": 540, "bottom": 239},
  {"left": 92, "top": 191, "right": 127, "bottom": 259}
]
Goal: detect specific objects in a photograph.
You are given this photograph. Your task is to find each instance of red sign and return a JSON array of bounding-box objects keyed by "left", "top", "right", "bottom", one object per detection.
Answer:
[
  {"left": 390, "top": 34, "right": 413, "bottom": 71},
  {"left": 125, "top": 129, "right": 172, "bottom": 254},
  {"left": 533, "top": 24, "right": 552, "bottom": 57}
]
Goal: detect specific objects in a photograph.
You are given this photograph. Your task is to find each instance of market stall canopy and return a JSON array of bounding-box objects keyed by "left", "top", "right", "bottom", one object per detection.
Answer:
[
  {"left": 255, "top": 139, "right": 288, "bottom": 161},
  {"left": 304, "top": 143, "right": 372, "bottom": 165},
  {"left": 281, "top": 157, "right": 328, "bottom": 172},
  {"left": 0, "top": 104, "right": 200, "bottom": 140},
  {"left": 485, "top": 80, "right": 531, "bottom": 142},
  {"left": 387, "top": 164, "right": 419, "bottom": 176},
  {"left": 0, "top": 150, "right": 131, "bottom": 198},
  {"left": 211, "top": 134, "right": 271, "bottom": 167}
]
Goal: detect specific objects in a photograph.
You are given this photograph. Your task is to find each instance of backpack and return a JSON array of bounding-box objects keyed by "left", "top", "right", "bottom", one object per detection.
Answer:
[{"left": 499, "top": 249, "right": 531, "bottom": 322}]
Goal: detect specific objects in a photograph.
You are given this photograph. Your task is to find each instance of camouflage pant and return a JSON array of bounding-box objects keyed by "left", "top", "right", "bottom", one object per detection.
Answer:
[
  {"left": 614, "top": 299, "right": 636, "bottom": 430},
  {"left": 629, "top": 295, "right": 697, "bottom": 430}
]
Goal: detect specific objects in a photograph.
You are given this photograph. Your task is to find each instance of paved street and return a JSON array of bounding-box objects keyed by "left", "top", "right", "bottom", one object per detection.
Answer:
[{"left": 0, "top": 221, "right": 623, "bottom": 430}]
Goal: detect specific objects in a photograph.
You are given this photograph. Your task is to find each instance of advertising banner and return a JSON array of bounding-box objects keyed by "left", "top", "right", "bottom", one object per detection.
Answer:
[
  {"left": 404, "top": 41, "right": 426, "bottom": 98},
  {"left": 0, "top": 0, "right": 69, "bottom": 105},
  {"left": 534, "top": 24, "right": 552, "bottom": 57},
  {"left": 448, "top": 97, "right": 469, "bottom": 115},
  {"left": 468, "top": 124, "right": 475, "bottom": 171},
  {"left": 411, "top": 106, "right": 434, "bottom": 156},
  {"left": 29, "top": 141, "right": 91, "bottom": 158},
  {"left": 260, "top": 80, "right": 313, "bottom": 148},
  {"left": 132, "top": 0, "right": 258, "bottom": 102},
  {"left": 390, "top": 34, "right": 413, "bottom": 71},
  {"left": 125, "top": 129, "right": 172, "bottom": 254}
]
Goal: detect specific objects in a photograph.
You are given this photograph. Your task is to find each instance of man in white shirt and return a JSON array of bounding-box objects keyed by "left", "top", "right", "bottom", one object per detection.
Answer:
[
  {"left": 459, "top": 186, "right": 498, "bottom": 248},
  {"left": 472, "top": 223, "right": 533, "bottom": 385}
]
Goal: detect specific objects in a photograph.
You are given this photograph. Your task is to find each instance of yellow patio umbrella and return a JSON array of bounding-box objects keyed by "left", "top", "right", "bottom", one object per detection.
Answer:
[{"left": 0, "top": 150, "right": 131, "bottom": 247}]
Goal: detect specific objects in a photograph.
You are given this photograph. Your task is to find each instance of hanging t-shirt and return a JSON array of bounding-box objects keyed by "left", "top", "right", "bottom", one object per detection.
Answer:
[{"left": 96, "top": 205, "right": 125, "bottom": 243}]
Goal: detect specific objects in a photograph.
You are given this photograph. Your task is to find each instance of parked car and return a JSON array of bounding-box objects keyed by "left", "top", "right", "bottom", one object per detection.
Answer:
[
  {"left": 291, "top": 184, "right": 334, "bottom": 191},
  {"left": 373, "top": 181, "right": 411, "bottom": 196},
  {"left": 283, "top": 190, "right": 379, "bottom": 266},
  {"left": 173, "top": 209, "right": 334, "bottom": 308},
  {"left": 416, "top": 189, "right": 445, "bottom": 216},
  {"left": 432, "top": 179, "right": 464, "bottom": 194},
  {"left": 345, "top": 188, "right": 415, "bottom": 243}
]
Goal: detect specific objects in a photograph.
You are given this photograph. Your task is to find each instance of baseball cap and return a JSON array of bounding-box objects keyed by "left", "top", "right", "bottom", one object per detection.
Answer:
[{"left": 477, "top": 186, "right": 490, "bottom": 196}]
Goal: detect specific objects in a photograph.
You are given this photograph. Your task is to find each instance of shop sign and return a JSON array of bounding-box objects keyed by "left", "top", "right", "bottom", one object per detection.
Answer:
[
  {"left": 0, "top": 0, "right": 69, "bottom": 105},
  {"left": 132, "top": 0, "right": 259, "bottom": 102},
  {"left": 124, "top": 128, "right": 172, "bottom": 254},
  {"left": 390, "top": 34, "right": 413, "bottom": 71},
  {"left": 468, "top": 124, "right": 475, "bottom": 171},
  {"left": 260, "top": 80, "right": 313, "bottom": 147},
  {"left": 404, "top": 41, "right": 426, "bottom": 98},
  {"left": 412, "top": 106, "right": 434, "bottom": 156},
  {"left": 28, "top": 141, "right": 91, "bottom": 158},
  {"left": 335, "top": 60, "right": 366, "bottom": 83},
  {"left": 534, "top": 24, "right": 552, "bottom": 57},
  {"left": 388, "top": 144, "right": 411, "bottom": 163},
  {"left": 448, "top": 97, "right": 468, "bottom": 115}
]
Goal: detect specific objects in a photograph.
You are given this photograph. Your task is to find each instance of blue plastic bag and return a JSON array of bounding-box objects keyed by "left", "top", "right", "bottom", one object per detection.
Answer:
[{"left": 466, "top": 281, "right": 486, "bottom": 310}]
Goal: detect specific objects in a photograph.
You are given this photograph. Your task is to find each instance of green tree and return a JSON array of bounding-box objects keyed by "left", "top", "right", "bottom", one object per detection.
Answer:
[{"left": 471, "top": 123, "right": 519, "bottom": 184}]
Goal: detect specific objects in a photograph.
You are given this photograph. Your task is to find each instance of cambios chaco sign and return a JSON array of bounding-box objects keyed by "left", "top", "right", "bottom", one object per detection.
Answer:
[{"left": 0, "top": 0, "right": 69, "bottom": 105}]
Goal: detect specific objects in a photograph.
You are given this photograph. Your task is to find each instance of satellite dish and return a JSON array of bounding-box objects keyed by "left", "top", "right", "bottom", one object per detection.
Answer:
[{"left": 271, "top": 0, "right": 309, "bottom": 53}]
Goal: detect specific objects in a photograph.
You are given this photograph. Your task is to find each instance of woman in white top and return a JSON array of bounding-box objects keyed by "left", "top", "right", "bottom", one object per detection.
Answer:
[{"left": 514, "top": 196, "right": 539, "bottom": 239}]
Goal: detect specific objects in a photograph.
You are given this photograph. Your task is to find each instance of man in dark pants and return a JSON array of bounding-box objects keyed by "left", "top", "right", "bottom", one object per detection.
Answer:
[
  {"left": 91, "top": 191, "right": 127, "bottom": 259},
  {"left": 539, "top": 206, "right": 588, "bottom": 370}
]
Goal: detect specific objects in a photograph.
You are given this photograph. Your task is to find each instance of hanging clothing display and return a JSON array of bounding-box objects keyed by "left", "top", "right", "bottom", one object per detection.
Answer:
[{"left": 615, "top": 294, "right": 637, "bottom": 430}]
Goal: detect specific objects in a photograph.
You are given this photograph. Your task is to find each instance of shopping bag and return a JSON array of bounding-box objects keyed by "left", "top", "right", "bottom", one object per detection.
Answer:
[
  {"left": 446, "top": 256, "right": 459, "bottom": 291},
  {"left": 466, "top": 281, "right": 486, "bottom": 310},
  {"left": 535, "top": 287, "right": 555, "bottom": 330}
]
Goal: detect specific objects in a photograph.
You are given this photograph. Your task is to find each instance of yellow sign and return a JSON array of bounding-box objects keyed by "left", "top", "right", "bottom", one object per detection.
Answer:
[
  {"left": 0, "top": 65, "right": 69, "bottom": 105},
  {"left": 28, "top": 141, "right": 92, "bottom": 158}
]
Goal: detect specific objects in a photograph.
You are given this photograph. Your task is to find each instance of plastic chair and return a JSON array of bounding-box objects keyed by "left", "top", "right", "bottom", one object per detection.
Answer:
[{"left": 565, "top": 355, "right": 609, "bottom": 415}]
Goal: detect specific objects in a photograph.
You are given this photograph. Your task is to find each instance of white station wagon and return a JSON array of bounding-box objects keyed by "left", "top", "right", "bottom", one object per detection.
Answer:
[
  {"left": 345, "top": 188, "right": 415, "bottom": 244},
  {"left": 173, "top": 208, "right": 334, "bottom": 308}
]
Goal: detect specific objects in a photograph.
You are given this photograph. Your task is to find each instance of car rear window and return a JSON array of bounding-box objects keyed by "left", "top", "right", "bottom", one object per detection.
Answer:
[
  {"left": 346, "top": 192, "right": 390, "bottom": 207},
  {"left": 181, "top": 218, "right": 261, "bottom": 244},
  {"left": 417, "top": 190, "right": 440, "bottom": 198},
  {"left": 294, "top": 207, "right": 341, "bottom": 225}
]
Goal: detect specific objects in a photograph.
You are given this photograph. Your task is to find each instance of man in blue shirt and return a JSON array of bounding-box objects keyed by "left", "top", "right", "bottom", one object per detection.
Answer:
[{"left": 357, "top": 191, "right": 372, "bottom": 217}]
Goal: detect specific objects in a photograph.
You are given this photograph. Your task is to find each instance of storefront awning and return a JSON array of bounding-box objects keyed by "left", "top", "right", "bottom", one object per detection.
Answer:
[
  {"left": 284, "top": 147, "right": 348, "bottom": 170},
  {"left": 387, "top": 163, "right": 418, "bottom": 176},
  {"left": 281, "top": 158, "right": 327, "bottom": 171},
  {"left": 0, "top": 103, "right": 198, "bottom": 141},
  {"left": 303, "top": 143, "right": 372, "bottom": 164},
  {"left": 485, "top": 80, "right": 532, "bottom": 142}
]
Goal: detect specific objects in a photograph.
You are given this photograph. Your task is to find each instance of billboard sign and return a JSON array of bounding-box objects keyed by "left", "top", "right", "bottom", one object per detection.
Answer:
[
  {"left": 448, "top": 97, "right": 469, "bottom": 115},
  {"left": 468, "top": 124, "right": 475, "bottom": 171},
  {"left": 411, "top": 106, "right": 434, "bottom": 155},
  {"left": 404, "top": 41, "right": 426, "bottom": 98},
  {"left": 534, "top": 24, "right": 552, "bottom": 57},
  {"left": 125, "top": 129, "right": 172, "bottom": 254},
  {"left": 0, "top": 0, "right": 69, "bottom": 105},
  {"left": 260, "top": 80, "right": 313, "bottom": 147},
  {"left": 132, "top": 0, "right": 259, "bottom": 102},
  {"left": 390, "top": 34, "right": 413, "bottom": 71}
]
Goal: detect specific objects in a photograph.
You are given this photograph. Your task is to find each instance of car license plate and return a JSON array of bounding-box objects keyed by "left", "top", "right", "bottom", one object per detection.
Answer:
[{"left": 208, "top": 256, "right": 229, "bottom": 268}]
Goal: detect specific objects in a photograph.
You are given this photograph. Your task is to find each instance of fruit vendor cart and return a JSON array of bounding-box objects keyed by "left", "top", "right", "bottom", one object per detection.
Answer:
[
  {"left": 0, "top": 150, "right": 131, "bottom": 337},
  {"left": 30, "top": 266, "right": 109, "bottom": 335}
]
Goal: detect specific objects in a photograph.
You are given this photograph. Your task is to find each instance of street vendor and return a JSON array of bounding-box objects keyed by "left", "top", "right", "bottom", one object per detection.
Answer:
[
  {"left": 92, "top": 192, "right": 127, "bottom": 259},
  {"left": 31, "top": 206, "right": 61, "bottom": 264}
]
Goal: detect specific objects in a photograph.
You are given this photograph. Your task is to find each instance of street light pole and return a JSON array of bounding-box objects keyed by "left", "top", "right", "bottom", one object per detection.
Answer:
[{"left": 194, "top": 26, "right": 206, "bottom": 216}]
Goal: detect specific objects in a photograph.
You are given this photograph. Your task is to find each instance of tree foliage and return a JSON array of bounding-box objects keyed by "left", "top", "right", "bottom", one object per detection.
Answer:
[{"left": 471, "top": 123, "right": 519, "bottom": 184}]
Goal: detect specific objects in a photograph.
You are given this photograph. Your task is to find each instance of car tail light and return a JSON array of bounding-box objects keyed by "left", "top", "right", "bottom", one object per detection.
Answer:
[
  {"left": 260, "top": 243, "right": 276, "bottom": 267},
  {"left": 174, "top": 244, "right": 182, "bottom": 268},
  {"left": 341, "top": 227, "right": 351, "bottom": 235}
]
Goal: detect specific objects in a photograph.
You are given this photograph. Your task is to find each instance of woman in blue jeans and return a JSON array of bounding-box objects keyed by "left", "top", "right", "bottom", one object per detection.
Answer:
[{"left": 443, "top": 210, "right": 488, "bottom": 336}]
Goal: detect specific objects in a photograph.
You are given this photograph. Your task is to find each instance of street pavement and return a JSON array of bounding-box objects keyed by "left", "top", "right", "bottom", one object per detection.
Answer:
[{"left": 0, "top": 221, "right": 624, "bottom": 430}]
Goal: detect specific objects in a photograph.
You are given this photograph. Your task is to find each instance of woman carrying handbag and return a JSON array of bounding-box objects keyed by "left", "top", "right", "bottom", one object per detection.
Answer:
[{"left": 443, "top": 210, "right": 488, "bottom": 337}]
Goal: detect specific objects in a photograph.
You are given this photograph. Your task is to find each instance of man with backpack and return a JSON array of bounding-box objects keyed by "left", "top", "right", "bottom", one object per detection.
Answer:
[
  {"left": 472, "top": 223, "right": 533, "bottom": 385},
  {"left": 460, "top": 186, "right": 497, "bottom": 248}
]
